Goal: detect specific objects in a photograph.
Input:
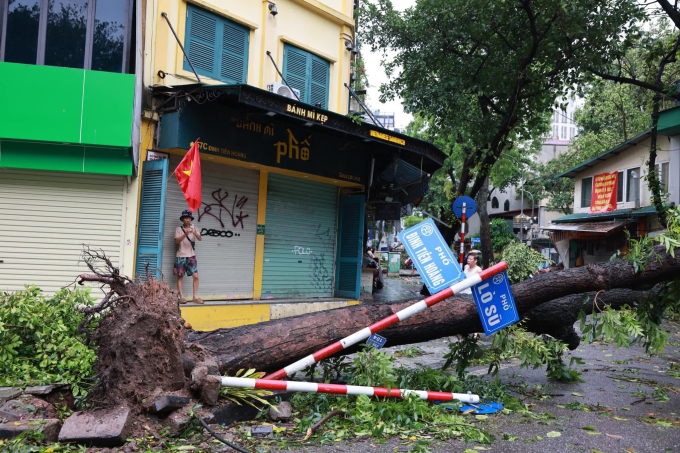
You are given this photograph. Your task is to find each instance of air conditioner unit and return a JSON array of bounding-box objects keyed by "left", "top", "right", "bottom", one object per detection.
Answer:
[{"left": 267, "top": 82, "right": 301, "bottom": 100}]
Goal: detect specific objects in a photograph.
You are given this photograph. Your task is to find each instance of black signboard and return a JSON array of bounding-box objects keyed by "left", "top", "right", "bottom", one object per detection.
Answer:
[{"left": 367, "top": 202, "right": 402, "bottom": 221}]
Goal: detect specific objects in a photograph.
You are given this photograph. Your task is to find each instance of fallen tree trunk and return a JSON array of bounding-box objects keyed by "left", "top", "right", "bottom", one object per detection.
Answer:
[{"left": 190, "top": 245, "right": 680, "bottom": 374}]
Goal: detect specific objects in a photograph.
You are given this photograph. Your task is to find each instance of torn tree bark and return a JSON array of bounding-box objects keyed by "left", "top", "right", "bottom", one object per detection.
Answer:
[{"left": 189, "top": 245, "right": 680, "bottom": 374}]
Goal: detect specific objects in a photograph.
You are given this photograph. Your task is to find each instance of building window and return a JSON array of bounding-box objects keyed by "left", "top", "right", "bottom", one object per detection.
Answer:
[
  {"left": 626, "top": 167, "right": 640, "bottom": 203},
  {"left": 491, "top": 197, "right": 499, "bottom": 209},
  {"left": 569, "top": 127, "right": 575, "bottom": 139},
  {"left": 562, "top": 126, "right": 566, "bottom": 139},
  {"left": 581, "top": 177, "right": 593, "bottom": 208},
  {"left": 656, "top": 162, "right": 669, "bottom": 192},
  {"left": 283, "top": 43, "right": 330, "bottom": 109},
  {"left": 0, "top": 0, "right": 132, "bottom": 73},
  {"left": 617, "top": 171, "right": 623, "bottom": 203},
  {"left": 183, "top": 4, "right": 249, "bottom": 84},
  {"left": 503, "top": 199, "right": 510, "bottom": 211}
]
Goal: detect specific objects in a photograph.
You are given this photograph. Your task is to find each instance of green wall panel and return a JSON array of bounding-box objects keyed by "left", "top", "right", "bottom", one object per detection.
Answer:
[
  {"left": 261, "top": 174, "right": 338, "bottom": 299},
  {"left": 0, "top": 63, "right": 134, "bottom": 147},
  {"left": 0, "top": 141, "right": 83, "bottom": 172},
  {"left": 0, "top": 140, "right": 132, "bottom": 175},
  {"left": 0, "top": 63, "right": 83, "bottom": 143},
  {"left": 84, "top": 147, "right": 133, "bottom": 175},
  {"left": 81, "top": 70, "right": 135, "bottom": 147}
]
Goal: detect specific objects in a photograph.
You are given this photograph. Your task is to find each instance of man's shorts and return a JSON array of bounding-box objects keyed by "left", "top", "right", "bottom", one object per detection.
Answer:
[{"left": 174, "top": 256, "right": 198, "bottom": 277}]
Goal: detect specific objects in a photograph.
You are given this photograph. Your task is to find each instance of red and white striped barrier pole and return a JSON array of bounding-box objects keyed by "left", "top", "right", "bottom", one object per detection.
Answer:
[
  {"left": 264, "top": 261, "right": 508, "bottom": 380},
  {"left": 222, "top": 376, "right": 480, "bottom": 403},
  {"left": 459, "top": 203, "right": 466, "bottom": 265}
]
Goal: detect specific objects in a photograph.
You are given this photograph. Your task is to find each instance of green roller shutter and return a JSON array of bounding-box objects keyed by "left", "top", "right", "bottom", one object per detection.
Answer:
[
  {"left": 184, "top": 4, "right": 249, "bottom": 84},
  {"left": 261, "top": 174, "right": 338, "bottom": 299},
  {"left": 283, "top": 44, "right": 329, "bottom": 109},
  {"left": 334, "top": 194, "right": 365, "bottom": 299}
]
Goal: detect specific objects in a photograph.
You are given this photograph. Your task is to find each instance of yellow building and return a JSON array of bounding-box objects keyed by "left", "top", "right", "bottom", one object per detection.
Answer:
[{"left": 134, "top": 0, "right": 446, "bottom": 330}]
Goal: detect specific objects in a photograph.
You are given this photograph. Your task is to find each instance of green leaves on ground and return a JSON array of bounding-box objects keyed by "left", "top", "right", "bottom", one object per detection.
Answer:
[{"left": 0, "top": 286, "right": 97, "bottom": 402}]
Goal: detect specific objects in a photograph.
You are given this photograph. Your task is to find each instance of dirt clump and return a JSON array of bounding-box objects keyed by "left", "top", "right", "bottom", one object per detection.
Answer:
[{"left": 77, "top": 249, "right": 188, "bottom": 411}]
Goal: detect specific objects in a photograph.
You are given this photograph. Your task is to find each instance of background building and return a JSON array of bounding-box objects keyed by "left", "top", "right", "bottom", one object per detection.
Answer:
[
  {"left": 0, "top": 0, "right": 142, "bottom": 294},
  {"left": 135, "top": 0, "right": 445, "bottom": 329}
]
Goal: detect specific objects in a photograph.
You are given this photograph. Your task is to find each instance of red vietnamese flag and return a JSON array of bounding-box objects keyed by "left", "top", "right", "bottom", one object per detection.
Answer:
[{"left": 175, "top": 139, "right": 202, "bottom": 211}]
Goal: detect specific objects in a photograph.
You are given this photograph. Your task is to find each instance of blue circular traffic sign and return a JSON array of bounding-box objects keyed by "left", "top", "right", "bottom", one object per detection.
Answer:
[{"left": 452, "top": 196, "right": 477, "bottom": 219}]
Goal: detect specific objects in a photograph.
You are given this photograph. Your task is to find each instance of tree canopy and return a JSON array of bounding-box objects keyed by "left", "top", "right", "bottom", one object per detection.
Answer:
[{"left": 359, "top": 0, "right": 642, "bottom": 204}]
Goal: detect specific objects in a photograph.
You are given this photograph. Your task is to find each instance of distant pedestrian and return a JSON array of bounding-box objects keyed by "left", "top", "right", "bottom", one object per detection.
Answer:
[
  {"left": 461, "top": 253, "right": 483, "bottom": 295},
  {"left": 174, "top": 209, "right": 203, "bottom": 304}
]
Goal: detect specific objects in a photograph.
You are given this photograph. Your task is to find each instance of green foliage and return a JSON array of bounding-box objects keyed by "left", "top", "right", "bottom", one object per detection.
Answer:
[
  {"left": 442, "top": 335, "right": 481, "bottom": 378},
  {"left": 495, "top": 242, "right": 550, "bottom": 284},
  {"left": 292, "top": 349, "right": 512, "bottom": 444},
  {"left": 489, "top": 218, "right": 517, "bottom": 253},
  {"left": 220, "top": 368, "right": 274, "bottom": 409},
  {"left": 442, "top": 326, "right": 583, "bottom": 383},
  {"left": 351, "top": 345, "right": 398, "bottom": 388},
  {"left": 580, "top": 207, "right": 680, "bottom": 355},
  {"left": 403, "top": 215, "right": 425, "bottom": 229},
  {"left": 0, "top": 287, "right": 97, "bottom": 401},
  {"left": 487, "top": 325, "right": 584, "bottom": 383}
]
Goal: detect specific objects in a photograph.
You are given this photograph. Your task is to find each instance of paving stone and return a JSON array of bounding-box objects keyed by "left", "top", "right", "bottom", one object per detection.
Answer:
[
  {"left": 24, "top": 385, "right": 62, "bottom": 396},
  {"left": 59, "top": 406, "right": 132, "bottom": 447},
  {"left": 0, "top": 419, "right": 62, "bottom": 442},
  {"left": 0, "top": 388, "right": 21, "bottom": 404},
  {"left": 251, "top": 425, "right": 273, "bottom": 437},
  {"left": 267, "top": 401, "right": 292, "bottom": 422},
  {"left": 0, "top": 397, "right": 58, "bottom": 421},
  {"left": 151, "top": 395, "right": 191, "bottom": 414}
]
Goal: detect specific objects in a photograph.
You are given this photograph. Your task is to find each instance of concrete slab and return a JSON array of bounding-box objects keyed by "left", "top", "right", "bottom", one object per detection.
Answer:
[
  {"left": 58, "top": 406, "right": 132, "bottom": 447},
  {"left": 0, "top": 388, "right": 21, "bottom": 404},
  {"left": 0, "top": 419, "right": 61, "bottom": 442},
  {"left": 150, "top": 396, "right": 191, "bottom": 414}
]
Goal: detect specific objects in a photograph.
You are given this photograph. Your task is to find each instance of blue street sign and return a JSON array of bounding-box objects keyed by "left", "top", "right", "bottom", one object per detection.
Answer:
[
  {"left": 471, "top": 237, "right": 481, "bottom": 247},
  {"left": 367, "top": 333, "right": 387, "bottom": 349},
  {"left": 398, "top": 219, "right": 464, "bottom": 294},
  {"left": 471, "top": 271, "right": 519, "bottom": 335},
  {"left": 452, "top": 196, "right": 477, "bottom": 219}
]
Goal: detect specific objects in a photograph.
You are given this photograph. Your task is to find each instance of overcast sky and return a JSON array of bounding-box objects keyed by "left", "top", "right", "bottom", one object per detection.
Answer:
[{"left": 361, "top": 0, "right": 416, "bottom": 130}]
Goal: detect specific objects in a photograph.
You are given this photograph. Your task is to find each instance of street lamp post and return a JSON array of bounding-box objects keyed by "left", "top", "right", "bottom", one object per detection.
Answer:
[
  {"left": 524, "top": 190, "right": 536, "bottom": 241},
  {"left": 500, "top": 152, "right": 526, "bottom": 239}
]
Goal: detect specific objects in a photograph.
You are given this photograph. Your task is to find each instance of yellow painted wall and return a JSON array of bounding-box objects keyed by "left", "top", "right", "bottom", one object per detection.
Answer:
[
  {"left": 181, "top": 303, "right": 270, "bottom": 330},
  {"left": 572, "top": 137, "right": 670, "bottom": 213},
  {"left": 181, "top": 298, "right": 361, "bottom": 329},
  {"left": 144, "top": 0, "right": 354, "bottom": 114}
]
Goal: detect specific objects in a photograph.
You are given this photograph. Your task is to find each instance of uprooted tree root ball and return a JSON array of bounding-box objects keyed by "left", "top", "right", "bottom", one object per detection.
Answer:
[{"left": 77, "top": 248, "right": 187, "bottom": 409}]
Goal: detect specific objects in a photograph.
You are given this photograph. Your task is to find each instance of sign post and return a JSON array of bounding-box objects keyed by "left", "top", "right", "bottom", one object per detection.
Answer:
[{"left": 452, "top": 196, "right": 477, "bottom": 265}]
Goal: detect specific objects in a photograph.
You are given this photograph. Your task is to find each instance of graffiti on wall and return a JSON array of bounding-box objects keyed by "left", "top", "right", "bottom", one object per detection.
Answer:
[
  {"left": 308, "top": 224, "right": 334, "bottom": 293},
  {"left": 198, "top": 189, "right": 250, "bottom": 229},
  {"left": 292, "top": 246, "right": 313, "bottom": 255}
]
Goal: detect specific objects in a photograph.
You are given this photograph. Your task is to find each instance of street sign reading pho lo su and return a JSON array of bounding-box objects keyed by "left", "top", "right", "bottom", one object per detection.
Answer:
[{"left": 472, "top": 271, "right": 519, "bottom": 335}]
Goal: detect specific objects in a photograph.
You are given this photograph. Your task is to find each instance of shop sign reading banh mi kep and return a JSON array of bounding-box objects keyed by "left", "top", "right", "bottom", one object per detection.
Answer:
[{"left": 590, "top": 171, "right": 618, "bottom": 213}]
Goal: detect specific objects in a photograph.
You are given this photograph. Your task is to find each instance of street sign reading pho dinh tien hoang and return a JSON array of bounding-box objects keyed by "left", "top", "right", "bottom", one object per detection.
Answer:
[{"left": 398, "top": 219, "right": 464, "bottom": 294}]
